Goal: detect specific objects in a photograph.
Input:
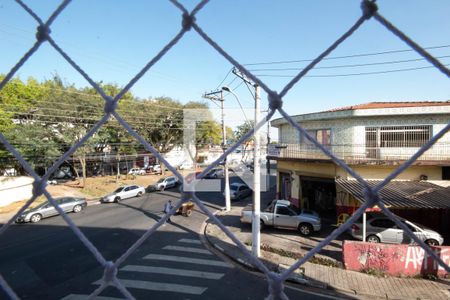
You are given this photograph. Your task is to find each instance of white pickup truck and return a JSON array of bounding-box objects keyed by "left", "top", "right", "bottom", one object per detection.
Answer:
[{"left": 240, "top": 199, "right": 321, "bottom": 236}]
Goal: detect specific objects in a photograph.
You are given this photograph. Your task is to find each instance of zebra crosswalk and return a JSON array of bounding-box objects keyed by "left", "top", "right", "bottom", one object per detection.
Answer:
[{"left": 61, "top": 237, "right": 232, "bottom": 299}]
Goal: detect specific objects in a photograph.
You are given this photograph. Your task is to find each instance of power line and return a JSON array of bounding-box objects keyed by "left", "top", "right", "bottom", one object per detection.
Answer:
[
  {"left": 0, "top": 81, "right": 186, "bottom": 110},
  {"left": 247, "top": 55, "right": 450, "bottom": 72},
  {"left": 2, "top": 113, "right": 227, "bottom": 131},
  {"left": 215, "top": 67, "right": 233, "bottom": 91},
  {"left": 243, "top": 44, "right": 450, "bottom": 66},
  {"left": 256, "top": 64, "right": 450, "bottom": 78}
]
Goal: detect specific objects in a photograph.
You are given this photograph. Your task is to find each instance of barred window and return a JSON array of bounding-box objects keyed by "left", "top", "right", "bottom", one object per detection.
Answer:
[{"left": 366, "top": 125, "right": 432, "bottom": 148}]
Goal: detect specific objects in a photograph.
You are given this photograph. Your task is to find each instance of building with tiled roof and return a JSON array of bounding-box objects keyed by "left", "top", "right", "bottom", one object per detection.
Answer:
[{"left": 268, "top": 101, "right": 450, "bottom": 240}]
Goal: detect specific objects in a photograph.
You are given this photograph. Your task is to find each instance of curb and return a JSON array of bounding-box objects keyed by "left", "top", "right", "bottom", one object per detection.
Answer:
[
  {"left": 86, "top": 198, "right": 101, "bottom": 206},
  {"left": 204, "top": 224, "right": 258, "bottom": 271},
  {"left": 202, "top": 215, "right": 328, "bottom": 290},
  {"left": 202, "top": 213, "right": 397, "bottom": 299}
]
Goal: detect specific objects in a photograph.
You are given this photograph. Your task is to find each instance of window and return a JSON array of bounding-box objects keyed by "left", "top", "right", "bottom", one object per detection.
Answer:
[
  {"left": 366, "top": 125, "right": 432, "bottom": 148},
  {"left": 276, "top": 206, "right": 291, "bottom": 215},
  {"left": 371, "top": 219, "right": 395, "bottom": 229},
  {"left": 301, "top": 129, "right": 331, "bottom": 146}
]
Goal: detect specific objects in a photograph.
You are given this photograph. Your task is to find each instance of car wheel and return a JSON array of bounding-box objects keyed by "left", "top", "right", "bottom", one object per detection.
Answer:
[
  {"left": 73, "top": 204, "right": 82, "bottom": 213},
  {"left": 425, "top": 239, "right": 439, "bottom": 246},
  {"left": 114, "top": 197, "right": 120, "bottom": 203},
  {"left": 298, "top": 223, "right": 312, "bottom": 236},
  {"left": 136, "top": 191, "right": 143, "bottom": 197},
  {"left": 366, "top": 235, "right": 380, "bottom": 243},
  {"left": 260, "top": 220, "right": 265, "bottom": 230},
  {"left": 30, "top": 214, "right": 42, "bottom": 223},
  {"left": 160, "top": 186, "right": 165, "bottom": 192}
]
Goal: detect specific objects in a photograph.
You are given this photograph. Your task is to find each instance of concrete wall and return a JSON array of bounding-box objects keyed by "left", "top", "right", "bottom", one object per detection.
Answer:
[
  {"left": 346, "top": 165, "right": 443, "bottom": 181},
  {"left": 342, "top": 241, "right": 450, "bottom": 277},
  {"left": 0, "top": 176, "right": 34, "bottom": 207}
]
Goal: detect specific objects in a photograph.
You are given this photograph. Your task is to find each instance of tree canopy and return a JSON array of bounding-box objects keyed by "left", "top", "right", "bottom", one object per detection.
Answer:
[{"left": 0, "top": 75, "right": 222, "bottom": 181}]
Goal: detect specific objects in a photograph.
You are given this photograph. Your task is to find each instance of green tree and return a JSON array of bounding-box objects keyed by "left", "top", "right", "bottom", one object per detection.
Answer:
[{"left": 234, "top": 120, "right": 255, "bottom": 161}]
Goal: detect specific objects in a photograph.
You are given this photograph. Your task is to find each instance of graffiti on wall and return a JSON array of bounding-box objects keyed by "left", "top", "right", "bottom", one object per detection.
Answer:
[
  {"left": 405, "top": 246, "right": 450, "bottom": 272},
  {"left": 343, "top": 241, "right": 450, "bottom": 277}
]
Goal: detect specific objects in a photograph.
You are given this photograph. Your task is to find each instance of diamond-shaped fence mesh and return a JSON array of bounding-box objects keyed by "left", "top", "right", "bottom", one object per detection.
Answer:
[{"left": 0, "top": 0, "right": 449, "bottom": 299}]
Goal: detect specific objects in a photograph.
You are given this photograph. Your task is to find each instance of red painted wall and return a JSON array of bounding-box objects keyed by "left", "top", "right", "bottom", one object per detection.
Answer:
[{"left": 342, "top": 241, "right": 450, "bottom": 277}]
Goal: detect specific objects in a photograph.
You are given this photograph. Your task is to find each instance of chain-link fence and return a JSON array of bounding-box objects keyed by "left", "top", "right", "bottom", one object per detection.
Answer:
[{"left": 1, "top": 0, "right": 449, "bottom": 299}]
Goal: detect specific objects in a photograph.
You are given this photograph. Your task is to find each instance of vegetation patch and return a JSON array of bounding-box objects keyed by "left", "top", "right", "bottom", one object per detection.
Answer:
[
  {"left": 245, "top": 241, "right": 341, "bottom": 268},
  {"left": 361, "top": 267, "right": 387, "bottom": 277}
]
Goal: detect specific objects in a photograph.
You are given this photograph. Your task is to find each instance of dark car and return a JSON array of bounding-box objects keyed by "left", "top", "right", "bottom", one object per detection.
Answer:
[{"left": 16, "top": 197, "right": 87, "bottom": 223}]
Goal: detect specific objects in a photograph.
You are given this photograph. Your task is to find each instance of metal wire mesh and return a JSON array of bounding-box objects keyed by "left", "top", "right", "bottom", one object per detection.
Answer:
[{"left": 0, "top": 0, "right": 449, "bottom": 299}]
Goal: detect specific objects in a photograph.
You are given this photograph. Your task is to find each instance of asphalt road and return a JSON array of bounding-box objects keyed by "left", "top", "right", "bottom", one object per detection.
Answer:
[{"left": 0, "top": 179, "right": 347, "bottom": 300}]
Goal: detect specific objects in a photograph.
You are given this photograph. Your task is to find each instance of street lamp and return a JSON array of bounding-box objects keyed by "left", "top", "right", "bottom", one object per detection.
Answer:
[
  {"left": 222, "top": 86, "right": 249, "bottom": 122},
  {"left": 222, "top": 85, "right": 262, "bottom": 258}
]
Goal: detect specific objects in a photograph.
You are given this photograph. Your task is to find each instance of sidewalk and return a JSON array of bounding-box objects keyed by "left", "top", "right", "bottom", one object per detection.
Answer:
[{"left": 204, "top": 206, "right": 450, "bottom": 300}]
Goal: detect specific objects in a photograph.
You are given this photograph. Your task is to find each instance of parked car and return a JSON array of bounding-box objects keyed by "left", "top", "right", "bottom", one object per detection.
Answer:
[
  {"left": 101, "top": 185, "right": 145, "bottom": 203},
  {"left": 349, "top": 213, "right": 444, "bottom": 246},
  {"left": 179, "top": 162, "right": 193, "bottom": 170},
  {"left": 204, "top": 168, "right": 224, "bottom": 179},
  {"left": 240, "top": 199, "right": 321, "bottom": 236},
  {"left": 147, "top": 176, "right": 179, "bottom": 191},
  {"left": 128, "top": 168, "right": 145, "bottom": 176},
  {"left": 224, "top": 182, "right": 252, "bottom": 200},
  {"left": 151, "top": 164, "right": 162, "bottom": 174},
  {"left": 15, "top": 197, "right": 87, "bottom": 223}
]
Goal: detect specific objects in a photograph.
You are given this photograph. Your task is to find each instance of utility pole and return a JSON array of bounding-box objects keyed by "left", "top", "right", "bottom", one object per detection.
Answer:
[
  {"left": 203, "top": 90, "right": 231, "bottom": 211},
  {"left": 231, "top": 67, "right": 261, "bottom": 257}
]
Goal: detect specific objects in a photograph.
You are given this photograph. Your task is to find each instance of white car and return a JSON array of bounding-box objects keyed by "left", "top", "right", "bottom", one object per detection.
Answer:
[
  {"left": 179, "top": 162, "right": 193, "bottom": 170},
  {"left": 349, "top": 213, "right": 444, "bottom": 246},
  {"left": 128, "top": 168, "right": 145, "bottom": 175},
  {"left": 149, "top": 176, "right": 179, "bottom": 191},
  {"left": 101, "top": 185, "right": 145, "bottom": 203}
]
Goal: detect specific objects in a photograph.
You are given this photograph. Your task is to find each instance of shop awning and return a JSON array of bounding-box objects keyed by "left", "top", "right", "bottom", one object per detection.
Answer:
[{"left": 336, "top": 179, "right": 450, "bottom": 209}]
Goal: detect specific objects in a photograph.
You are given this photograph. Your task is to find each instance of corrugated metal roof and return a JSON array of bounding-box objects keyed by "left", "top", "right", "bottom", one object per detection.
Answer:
[{"left": 336, "top": 179, "right": 450, "bottom": 209}]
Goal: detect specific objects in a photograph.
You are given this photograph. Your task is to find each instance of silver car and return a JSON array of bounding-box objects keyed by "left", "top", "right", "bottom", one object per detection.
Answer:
[
  {"left": 16, "top": 197, "right": 87, "bottom": 223},
  {"left": 224, "top": 183, "right": 252, "bottom": 200},
  {"left": 101, "top": 185, "right": 145, "bottom": 203},
  {"left": 350, "top": 213, "right": 444, "bottom": 246},
  {"left": 148, "top": 176, "right": 178, "bottom": 191}
]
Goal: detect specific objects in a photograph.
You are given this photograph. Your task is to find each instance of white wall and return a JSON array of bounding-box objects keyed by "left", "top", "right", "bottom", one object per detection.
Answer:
[{"left": 0, "top": 176, "right": 34, "bottom": 207}]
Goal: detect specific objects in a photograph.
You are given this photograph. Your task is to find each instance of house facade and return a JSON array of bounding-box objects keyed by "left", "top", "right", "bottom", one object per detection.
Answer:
[{"left": 268, "top": 102, "right": 450, "bottom": 227}]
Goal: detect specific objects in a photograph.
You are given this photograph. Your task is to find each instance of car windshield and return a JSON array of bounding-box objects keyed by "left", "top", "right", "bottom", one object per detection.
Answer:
[
  {"left": 114, "top": 187, "right": 124, "bottom": 193},
  {"left": 409, "top": 220, "right": 432, "bottom": 231},
  {"left": 157, "top": 178, "right": 165, "bottom": 183},
  {"left": 230, "top": 185, "right": 239, "bottom": 191}
]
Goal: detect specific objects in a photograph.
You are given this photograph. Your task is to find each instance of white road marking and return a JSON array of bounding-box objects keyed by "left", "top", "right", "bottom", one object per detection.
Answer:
[
  {"left": 143, "top": 254, "right": 232, "bottom": 268},
  {"left": 121, "top": 265, "right": 225, "bottom": 280},
  {"left": 178, "top": 238, "right": 201, "bottom": 244},
  {"left": 60, "top": 294, "right": 124, "bottom": 300},
  {"left": 93, "top": 279, "right": 207, "bottom": 295},
  {"left": 163, "top": 245, "right": 212, "bottom": 255}
]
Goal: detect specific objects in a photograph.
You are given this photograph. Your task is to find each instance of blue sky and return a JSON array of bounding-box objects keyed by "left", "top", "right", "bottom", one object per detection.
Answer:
[{"left": 1, "top": 0, "right": 449, "bottom": 135}]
